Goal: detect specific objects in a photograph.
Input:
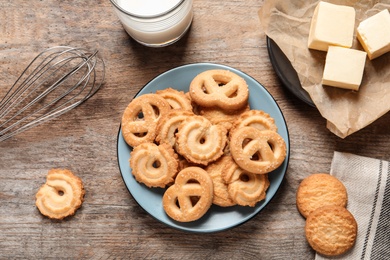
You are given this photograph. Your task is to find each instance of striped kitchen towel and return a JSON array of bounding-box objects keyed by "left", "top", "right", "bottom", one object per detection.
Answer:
[{"left": 315, "top": 151, "right": 390, "bottom": 260}]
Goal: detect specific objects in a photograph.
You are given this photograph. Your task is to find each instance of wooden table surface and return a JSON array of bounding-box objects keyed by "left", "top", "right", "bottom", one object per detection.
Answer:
[{"left": 1, "top": 0, "right": 390, "bottom": 259}]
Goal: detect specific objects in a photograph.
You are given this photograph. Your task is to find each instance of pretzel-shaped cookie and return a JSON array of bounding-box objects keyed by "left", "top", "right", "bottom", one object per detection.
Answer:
[
  {"left": 35, "top": 169, "right": 85, "bottom": 220},
  {"left": 130, "top": 143, "right": 178, "bottom": 188},
  {"left": 189, "top": 70, "right": 249, "bottom": 110},
  {"left": 176, "top": 115, "right": 227, "bottom": 165},
  {"left": 121, "top": 94, "right": 171, "bottom": 147},
  {"left": 222, "top": 156, "right": 270, "bottom": 207},
  {"left": 230, "top": 127, "right": 286, "bottom": 174},
  {"left": 162, "top": 167, "right": 213, "bottom": 222}
]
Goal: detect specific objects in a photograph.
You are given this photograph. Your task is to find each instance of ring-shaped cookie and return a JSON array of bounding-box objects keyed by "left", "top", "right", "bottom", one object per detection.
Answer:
[
  {"left": 230, "top": 127, "right": 286, "bottom": 174},
  {"left": 222, "top": 156, "right": 270, "bottom": 207},
  {"left": 35, "top": 169, "right": 85, "bottom": 220},
  {"left": 176, "top": 115, "right": 227, "bottom": 165},
  {"left": 155, "top": 110, "right": 194, "bottom": 149},
  {"left": 121, "top": 94, "right": 171, "bottom": 147},
  {"left": 189, "top": 70, "right": 249, "bottom": 110},
  {"left": 130, "top": 143, "right": 178, "bottom": 188},
  {"left": 162, "top": 166, "right": 213, "bottom": 222}
]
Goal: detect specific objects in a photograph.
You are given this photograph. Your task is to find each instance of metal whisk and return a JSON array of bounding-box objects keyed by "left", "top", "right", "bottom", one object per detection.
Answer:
[{"left": 0, "top": 46, "right": 105, "bottom": 142}]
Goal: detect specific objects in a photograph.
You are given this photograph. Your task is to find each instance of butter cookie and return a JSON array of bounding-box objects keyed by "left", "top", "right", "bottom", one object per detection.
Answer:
[
  {"left": 162, "top": 167, "right": 213, "bottom": 222},
  {"left": 222, "top": 156, "right": 270, "bottom": 207},
  {"left": 229, "top": 109, "right": 278, "bottom": 138},
  {"left": 121, "top": 93, "right": 171, "bottom": 147},
  {"left": 35, "top": 169, "right": 85, "bottom": 220},
  {"left": 130, "top": 142, "right": 178, "bottom": 188},
  {"left": 296, "top": 173, "right": 348, "bottom": 218},
  {"left": 199, "top": 105, "right": 250, "bottom": 131},
  {"left": 205, "top": 156, "right": 236, "bottom": 207},
  {"left": 155, "top": 110, "right": 194, "bottom": 149},
  {"left": 230, "top": 127, "right": 286, "bottom": 174},
  {"left": 305, "top": 205, "right": 357, "bottom": 256},
  {"left": 176, "top": 115, "right": 227, "bottom": 165},
  {"left": 156, "top": 88, "right": 193, "bottom": 111},
  {"left": 189, "top": 70, "right": 249, "bottom": 110}
]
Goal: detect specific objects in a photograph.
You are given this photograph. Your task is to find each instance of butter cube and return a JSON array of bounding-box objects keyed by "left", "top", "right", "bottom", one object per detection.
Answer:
[
  {"left": 308, "top": 1, "right": 355, "bottom": 51},
  {"left": 322, "top": 46, "right": 367, "bottom": 91},
  {"left": 357, "top": 9, "right": 390, "bottom": 60}
]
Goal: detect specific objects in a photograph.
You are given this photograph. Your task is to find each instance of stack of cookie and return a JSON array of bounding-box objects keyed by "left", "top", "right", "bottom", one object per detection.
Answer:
[
  {"left": 296, "top": 173, "right": 357, "bottom": 256},
  {"left": 121, "top": 69, "right": 288, "bottom": 222}
]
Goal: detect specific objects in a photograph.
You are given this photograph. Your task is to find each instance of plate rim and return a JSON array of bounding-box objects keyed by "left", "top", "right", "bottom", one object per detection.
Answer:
[{"left": 116, "top": 62, "right": 291, "bottom": 233}]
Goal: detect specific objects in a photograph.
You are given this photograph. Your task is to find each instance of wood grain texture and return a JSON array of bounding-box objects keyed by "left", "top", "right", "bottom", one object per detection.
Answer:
[{"left": 1, "top": 0, "right": 390, "bottom": 259}]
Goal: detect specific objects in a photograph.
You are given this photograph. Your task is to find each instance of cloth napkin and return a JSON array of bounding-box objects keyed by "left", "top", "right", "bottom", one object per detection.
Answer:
[{"left": 315, "top": 151, "right": 390, "bottom": 259}]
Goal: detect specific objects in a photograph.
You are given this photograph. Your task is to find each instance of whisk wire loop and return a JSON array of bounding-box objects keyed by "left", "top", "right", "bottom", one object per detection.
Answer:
[{"left": 0, "top": 46, "right": 105, "bottom": 142}]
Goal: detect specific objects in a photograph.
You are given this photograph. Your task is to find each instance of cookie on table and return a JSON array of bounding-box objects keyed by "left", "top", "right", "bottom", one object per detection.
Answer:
[
  {"left": 305, "top": 205, "right": 357, "bottom": 256},
  {"left": 296, "top": 173, "right": 347, "bottom": 218},
  {"left": 35, "top": 169, "right": 85, "bottom": 220}
]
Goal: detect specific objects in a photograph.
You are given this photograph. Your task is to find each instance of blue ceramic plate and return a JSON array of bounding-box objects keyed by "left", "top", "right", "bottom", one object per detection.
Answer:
[{"left": 117, "top": 63, "right": 290, "bottom": 233}]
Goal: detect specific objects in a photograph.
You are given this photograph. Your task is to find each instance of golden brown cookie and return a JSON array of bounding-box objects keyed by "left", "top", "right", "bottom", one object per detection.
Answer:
[
  {"left": 130, "top": 142, "right": 178, "bottom": 188},
  {"left": 176, "top": 115, "right": 227, "bottom": 166},
  {"left": 155, "top": 110, "right": 194, "bottom": 149},
  {"left": 156, "top": 87, "right": 193, "bottom": 111},
  {"left": 162, "top": 167, "right": 213, "bottom": 222},
  {"left": 222, "top": 156, "right": 270, "bottom": 207},
  {"left": 199, "top": 105, "right": 250, "bottom": 131},
  {"left": 296, "top": 173, "right": 348, "bottom": 218},
  {"left": 35, "top": 169, "right": 85, "bottom": 220},
  {"left": 229, "top": 109, "right": 278, "bottom": 139},
  {"left": 204, "top": 156, "right": 236, "bottom": 207},
  {"left": 305, "top": 205, "right": 357, "bottom": 256},
  {"left": 230, "top": 127, "right": 286, "bottom": 174},
  {"left": 189, "top": 70, "right": 249, "bottom": 110},
  {"left": 121, "top": 93, "right": 171, "bottom": 147}
]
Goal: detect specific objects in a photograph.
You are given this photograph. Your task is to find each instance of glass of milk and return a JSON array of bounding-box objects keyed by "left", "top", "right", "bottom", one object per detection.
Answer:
[{"left": 110, "top": 0, "right": 194, "bottom": 47}]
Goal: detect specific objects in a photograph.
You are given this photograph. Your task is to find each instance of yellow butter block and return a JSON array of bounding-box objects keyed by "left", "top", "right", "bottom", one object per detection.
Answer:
[
  {"left": 357, "top": 9, "right": 390, "bottom": 60},
  {"left": 308, "top": 1, "right": 355, "bottom": 51},
  {"left": 322, "top": 46, "right": 367, "bottom": 91}
]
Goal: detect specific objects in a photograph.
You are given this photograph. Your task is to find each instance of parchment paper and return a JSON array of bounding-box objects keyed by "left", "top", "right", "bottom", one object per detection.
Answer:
[{"left": 258, "top": 0, "right": 390, "bottom": 138}]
